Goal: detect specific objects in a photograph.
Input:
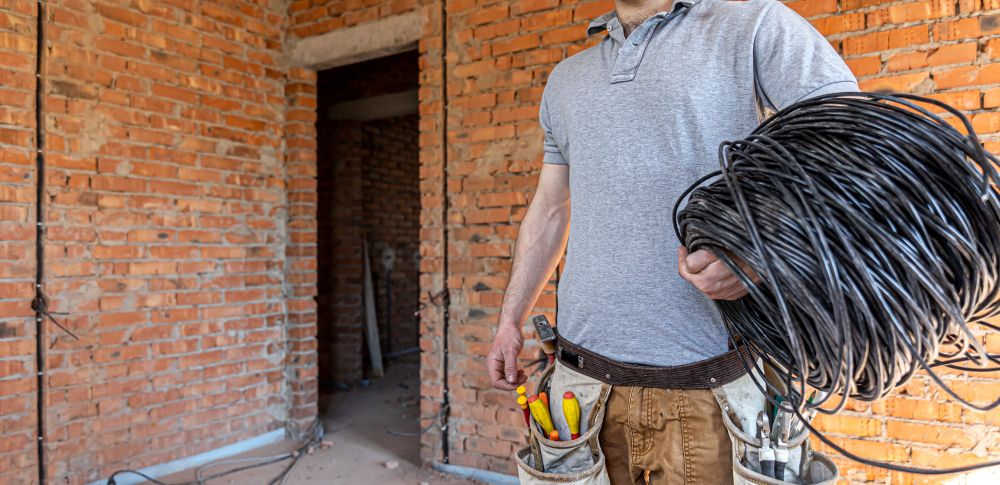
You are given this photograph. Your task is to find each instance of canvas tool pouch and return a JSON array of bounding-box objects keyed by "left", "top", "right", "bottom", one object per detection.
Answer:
[
  {"left": 712, "top": 369, "right": 839, "bottom": 485},
  {"left": 514, "top": 360, "right": 612, "bottom": 485}
]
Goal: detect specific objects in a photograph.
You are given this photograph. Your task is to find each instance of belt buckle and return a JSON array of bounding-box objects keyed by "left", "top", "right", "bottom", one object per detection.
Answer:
[{"left": 558, "top": 345, "right": 584, "bottom": 369}]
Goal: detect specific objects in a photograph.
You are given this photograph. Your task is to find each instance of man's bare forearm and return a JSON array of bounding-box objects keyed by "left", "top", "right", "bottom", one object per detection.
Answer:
[{"left": 498, "top": 166, "right": 570, "bottom": 330}]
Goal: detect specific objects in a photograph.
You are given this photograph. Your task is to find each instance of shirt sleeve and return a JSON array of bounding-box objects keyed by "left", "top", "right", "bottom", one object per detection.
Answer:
[
  {"left": 753, "top": 1, "right": 859, "bottom": 111},
  {"left": 539, "top": 90, "right": 567, "bottom": 165}
]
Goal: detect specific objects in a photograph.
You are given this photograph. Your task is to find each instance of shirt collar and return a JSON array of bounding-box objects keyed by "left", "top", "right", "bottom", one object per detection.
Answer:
[{"left": 586, "top": 0, "right": 700, "bottom": 36}]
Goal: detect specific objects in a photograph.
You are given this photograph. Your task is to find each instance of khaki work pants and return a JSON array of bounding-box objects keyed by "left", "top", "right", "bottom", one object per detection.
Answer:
[{"left": 599, "top": 385, "right": 733, "bottom": 485}]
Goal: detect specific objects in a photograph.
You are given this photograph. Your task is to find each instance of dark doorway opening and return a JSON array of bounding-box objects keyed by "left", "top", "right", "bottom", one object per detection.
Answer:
[{"left": 315, "top": 50, "right": 421, "bottom": 389}]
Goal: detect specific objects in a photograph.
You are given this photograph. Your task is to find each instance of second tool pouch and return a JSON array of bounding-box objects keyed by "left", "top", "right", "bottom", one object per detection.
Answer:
[
  {"left": 713, "top": 369, "right": 839, "bottom": 485},
  {"left": 514, "top": 360, "right": 612, "bottom": 485}
]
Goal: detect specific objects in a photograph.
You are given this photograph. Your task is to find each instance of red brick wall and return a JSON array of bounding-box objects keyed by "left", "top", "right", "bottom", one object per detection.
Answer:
[
  {"left": 362, "top": 115, "right": 421, "bottom": 355},
  {"left": 37, "top": 1, "right": 296, "bottom": 482},
  {"left": 0, "top": 1, "right": 42, "bottom": 483},
  {"left": 284, "top": 66, "right": 320, "bottom": 439},
  {"left": 316, "top": 120, "right": 366, "bottom": 384}
]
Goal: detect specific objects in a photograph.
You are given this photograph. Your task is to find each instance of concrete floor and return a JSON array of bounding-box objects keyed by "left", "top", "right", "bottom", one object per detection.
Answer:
[{"left": 159, "top": 358, "right": 479, "bottom": 484}]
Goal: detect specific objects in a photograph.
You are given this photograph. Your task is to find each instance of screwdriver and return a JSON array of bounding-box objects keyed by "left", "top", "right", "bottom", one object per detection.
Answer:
[
  {"left": 539, "top": 391, "right": 549, "bottom": 409},
  {"left": 517, "top": 395, "right": 530, "bottom": 426},
  {"left": 527, "top": 395, "right": 555, "bottom": 436},
  {"left": 563, "top": 392, "right": 581, "bottom": 439}
]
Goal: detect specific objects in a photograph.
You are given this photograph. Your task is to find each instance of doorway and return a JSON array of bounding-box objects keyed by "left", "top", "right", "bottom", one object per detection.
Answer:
[
  {"left": 315, "top": 50, "right": 421, "bottom": 388},
  {"left": 313, "top": 49, "right": 450, "bottom": 477}
]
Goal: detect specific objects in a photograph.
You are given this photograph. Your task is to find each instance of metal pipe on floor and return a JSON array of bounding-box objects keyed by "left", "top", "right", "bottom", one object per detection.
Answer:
[{"left": 432, "top": 462, "right": 519, "bottom": 485}]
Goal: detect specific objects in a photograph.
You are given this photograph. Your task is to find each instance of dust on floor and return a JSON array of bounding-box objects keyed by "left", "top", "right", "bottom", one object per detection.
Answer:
[{"left": 156, "top": 359, "right": 480, "bottom": 484}]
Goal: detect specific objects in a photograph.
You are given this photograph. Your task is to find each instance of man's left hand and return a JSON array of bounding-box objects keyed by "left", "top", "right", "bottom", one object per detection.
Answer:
[{"left": 677, "top": 246, "right": 758, "bottom": 300}]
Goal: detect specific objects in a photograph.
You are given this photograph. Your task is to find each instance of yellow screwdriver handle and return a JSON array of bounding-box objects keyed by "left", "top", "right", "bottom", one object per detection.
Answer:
[
  {"left": 527, "top": 395, "right": 555, "bottom": 435},
  {"left": 563, "top": 391, "right": 581, "bottom": 439}
]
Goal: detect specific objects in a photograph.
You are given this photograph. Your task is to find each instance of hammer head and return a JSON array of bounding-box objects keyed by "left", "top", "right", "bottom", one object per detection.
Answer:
[{"left": 531, "top": 315, "right": 557, "bottom": 344}]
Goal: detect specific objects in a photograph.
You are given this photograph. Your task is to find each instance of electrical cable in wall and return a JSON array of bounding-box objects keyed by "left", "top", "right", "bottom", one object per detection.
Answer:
[
  {"left": 30, "top": 4, "right": 80, "bottom": 482},
  {"left": 32, "top": 2, "right": 46, "bottom": 482},
  {"left": 438, "top": 0, "right": 452, "bottom": 465},
  {"left": 674, "top": 92, "right": 1000, "bottom": 473}
]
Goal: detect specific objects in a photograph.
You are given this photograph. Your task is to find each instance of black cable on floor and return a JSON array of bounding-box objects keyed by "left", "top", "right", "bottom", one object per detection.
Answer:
[
  {"left": 106, "top": 419, "right": 323, "bottom": 485},
  {"left": 674, "top": 92, "right": 1000, "bottom": 474}
]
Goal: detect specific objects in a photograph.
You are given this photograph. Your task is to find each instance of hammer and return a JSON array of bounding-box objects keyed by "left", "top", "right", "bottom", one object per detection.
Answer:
[{"left": 531, "top": 315, "right": 557, "bottom": 363}]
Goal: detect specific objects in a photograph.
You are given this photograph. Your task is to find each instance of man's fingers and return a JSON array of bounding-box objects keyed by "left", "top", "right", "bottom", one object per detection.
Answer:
[
  {"left": 503, "top": 347, "right": 521, "bottom": 384},
  {"left": 685, "top": 249, "right": 718, "bottom": 274},
  {"left": 512, "top": 369, "right": 527, "bottom": 386},
  {"left": 678, "top": 246, "right": 695, "bottom": 281},
  {"left": 711, "top": 277, "right": 750, "bottom": 300},
  {"left": 487, "top": 350, "right": 516, "bottom": 390}
]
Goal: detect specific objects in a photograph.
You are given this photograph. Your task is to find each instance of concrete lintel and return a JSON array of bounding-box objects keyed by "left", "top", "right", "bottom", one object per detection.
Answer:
[
  {"left": 289, "top": 10, "right": 427, "bottom": 70},
  {"left": 328, "top": 89, "right": 419, "bottom": 121}
]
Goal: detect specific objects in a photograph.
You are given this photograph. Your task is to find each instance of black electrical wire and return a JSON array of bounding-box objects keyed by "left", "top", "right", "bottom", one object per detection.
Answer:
[
  {"left": 673, "top": 92, "right": 1000, "bottom": 474},
  {"left": 106, "top": 419, "right": 323, "bottom": 485},
  {"left": 439, "top": 0, "right": 452, "bottom": 465}
]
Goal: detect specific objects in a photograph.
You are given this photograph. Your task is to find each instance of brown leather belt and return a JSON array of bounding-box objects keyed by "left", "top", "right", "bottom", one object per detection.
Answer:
[{"left": 556, "top": 331, "right": 749, "bottom": 389}]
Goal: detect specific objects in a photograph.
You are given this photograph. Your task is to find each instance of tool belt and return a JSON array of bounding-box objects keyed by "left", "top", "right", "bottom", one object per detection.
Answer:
[
  {"left": 713, "top": 370, "right": 839, "bottom": 484},
  {"left": 555, "top": 330, "right": 750, "bottom": 389},
  {"left": 516, "top": 331, "right": 839, "bottom": 485},
  {"left": 515, "top": 360, "right": 612, "bottom": 484}
]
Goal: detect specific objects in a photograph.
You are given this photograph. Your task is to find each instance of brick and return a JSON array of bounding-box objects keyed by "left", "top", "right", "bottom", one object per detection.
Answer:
[
  {"left": 927, "top": 43, "right": 978, "bottom": 67},
  {"left": 492, "top": 34, "right": 540, "bottom": 55},
  {"left": 886, "top": 420, "right": 977, "bottom": 447},
  {"left": 846, "top": 56, "right": 883, "bottom": 78},
  {"left": 574, "top": 0, "right": 615, "bottom": 23},
  {"left": 886, "top": 51, "right": 928, "bottom": 72},
  {"left": 813, "top": 414, "right": 882, "bottom": 437},
  {"left": 512, "top": 0, "right": 560, "bottom": 15},
  {"left": 858, "top": 72, "right": 930, "bottom": 92},
  {"left": 787, "top": 0, "right": 837, "bottom": 19},
  {"left": 812, "top": 13, "right": 866, "bottom": 37},
  {"left": 985, "top": 88, "right": 1000, "bottom": 108},
  {"left": 477, "top": 192, "right": 527, "bottom": 207},
  {"left": 987, "top": 38, "right": 1000, "bottom": 60},
  {"left": 467, "top": 6, "right": 508, "bottom": 26},
  {"left": 842, "top": 26, "right": 929, "bottom": 56},
  {"left": 934, "top": 64, "right": 1000, "bottom": 89}
]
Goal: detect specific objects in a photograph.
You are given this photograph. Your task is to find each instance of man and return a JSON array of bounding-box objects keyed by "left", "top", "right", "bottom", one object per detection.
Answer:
[{"left": 486, "top": 0, "right": 857, "bottom": 483}]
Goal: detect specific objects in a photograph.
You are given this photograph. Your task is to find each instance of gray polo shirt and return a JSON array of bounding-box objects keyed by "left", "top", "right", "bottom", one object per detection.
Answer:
[{"left": 541, "top": 0, "right": 857, "bottom": 366}]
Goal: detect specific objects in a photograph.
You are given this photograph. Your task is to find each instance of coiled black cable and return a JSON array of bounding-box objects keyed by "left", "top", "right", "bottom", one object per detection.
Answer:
[{"left": 674, "top": 92, "right": 1000, "bottom": 474}]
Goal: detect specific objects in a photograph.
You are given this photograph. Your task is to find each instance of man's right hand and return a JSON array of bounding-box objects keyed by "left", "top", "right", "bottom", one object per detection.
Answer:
[
  {"left": 486, "top": 323, "right": 527, "bottom": 390},
  {"left": 486, "top": 164, "right": 569, "bottom": 391}
]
